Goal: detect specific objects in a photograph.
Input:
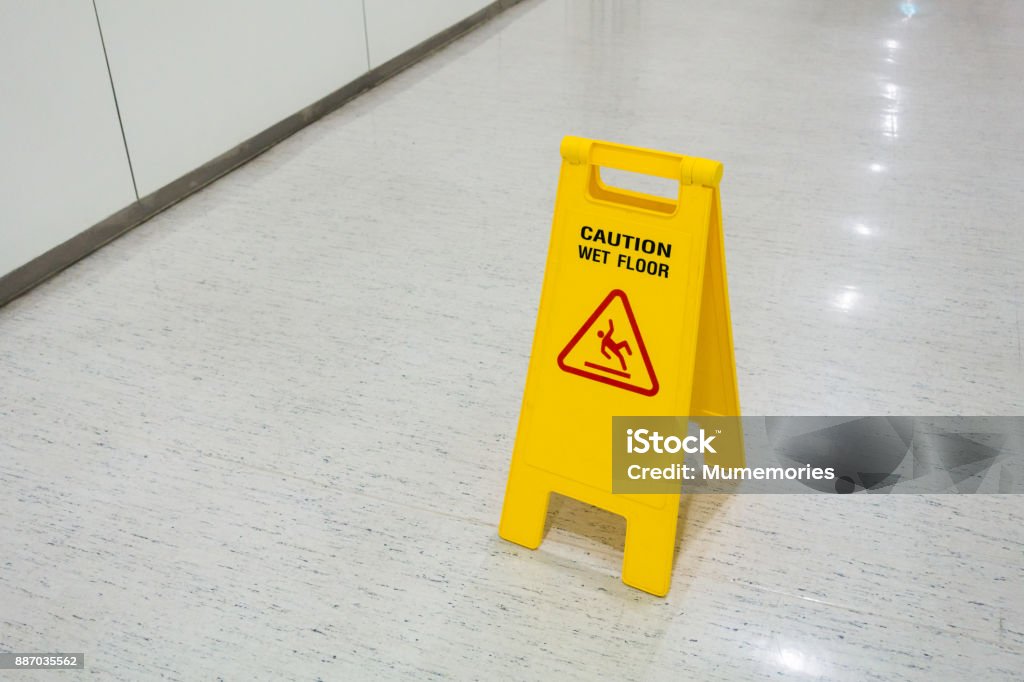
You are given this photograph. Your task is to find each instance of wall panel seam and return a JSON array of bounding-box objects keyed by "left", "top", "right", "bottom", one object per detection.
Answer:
[{"left": 91, "top": 0, "right": 139, "bottom": 201}]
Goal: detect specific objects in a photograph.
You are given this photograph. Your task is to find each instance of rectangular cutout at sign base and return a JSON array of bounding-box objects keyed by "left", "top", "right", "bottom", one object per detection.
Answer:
[{"left": 498, "top": 136, "right": 742, "bottom": 597}]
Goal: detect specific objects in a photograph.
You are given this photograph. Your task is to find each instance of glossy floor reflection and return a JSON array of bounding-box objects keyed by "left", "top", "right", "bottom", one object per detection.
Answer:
[{"left": 1, "top": 0, "right": 1023, "bottom": 679}]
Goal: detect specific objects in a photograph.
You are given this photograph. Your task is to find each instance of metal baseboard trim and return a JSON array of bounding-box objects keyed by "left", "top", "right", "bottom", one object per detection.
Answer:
[{"left": 0, "top": 0, "right": 524, "bottom": 309}]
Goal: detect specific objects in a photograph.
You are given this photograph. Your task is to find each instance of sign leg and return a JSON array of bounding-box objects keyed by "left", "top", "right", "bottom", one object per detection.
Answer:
[
  {"left": 498, "top": 468, "right": 550, "bottom": 549},
  {"left": 621, "top": 510, "right": 678, "bottom": 597}
]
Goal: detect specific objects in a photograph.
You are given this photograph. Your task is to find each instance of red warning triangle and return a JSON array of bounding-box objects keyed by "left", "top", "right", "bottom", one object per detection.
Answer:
[{"left": 557, "top": 289, "right": 658, "bottom": 396}]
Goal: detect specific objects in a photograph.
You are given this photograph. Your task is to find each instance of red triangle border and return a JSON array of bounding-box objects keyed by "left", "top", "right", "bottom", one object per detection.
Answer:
[{"left": 556, "top": 289, "right": 659, "bottom": 397}]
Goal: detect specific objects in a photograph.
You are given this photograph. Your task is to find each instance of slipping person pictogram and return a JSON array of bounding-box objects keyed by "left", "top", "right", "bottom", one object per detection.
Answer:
[{"left": 596, "top": 319, "right": 632, "bottom": 371}]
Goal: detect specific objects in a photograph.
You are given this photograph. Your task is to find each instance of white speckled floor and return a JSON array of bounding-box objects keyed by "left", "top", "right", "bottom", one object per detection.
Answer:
[{"left": 2, "top": 0, "right": 1023, "bottom": 679}]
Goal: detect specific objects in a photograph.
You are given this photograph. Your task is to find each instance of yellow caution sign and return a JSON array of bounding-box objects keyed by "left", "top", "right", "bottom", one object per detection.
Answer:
[{"left": 498, "top": 136, "right": 743, "bottom": 596}]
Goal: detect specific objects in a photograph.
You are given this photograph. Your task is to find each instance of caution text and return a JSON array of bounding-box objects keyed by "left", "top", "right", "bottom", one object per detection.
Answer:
[{"left": 579, "top": 225, "right": 671, "bottom": 278}]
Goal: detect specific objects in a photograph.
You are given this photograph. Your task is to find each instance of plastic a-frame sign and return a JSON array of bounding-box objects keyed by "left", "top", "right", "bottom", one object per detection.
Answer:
[{"left": 498, "top": 136, "right": 743, "bottom": 596}]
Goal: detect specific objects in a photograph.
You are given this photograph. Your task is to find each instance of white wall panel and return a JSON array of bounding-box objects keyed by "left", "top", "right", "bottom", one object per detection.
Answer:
[
  {"left": 94, "top": 0, "right": 369, "bottom": 196},
  {"left": 363, "top": 0, "right": 492, "bottom": 68},
  {"left": 0, "top": 1, "right": 137, "bottom": 277}
]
